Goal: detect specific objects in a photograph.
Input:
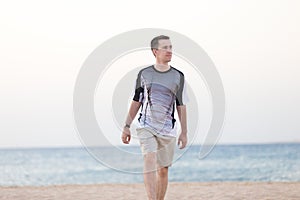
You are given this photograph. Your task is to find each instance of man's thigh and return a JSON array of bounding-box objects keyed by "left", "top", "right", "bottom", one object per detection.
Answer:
[
  {"left": 136, "top": 128, "right": 158, "bottom": 154},
  {"left": 156, "top": 135, "right": 176, "bottom": 167}
]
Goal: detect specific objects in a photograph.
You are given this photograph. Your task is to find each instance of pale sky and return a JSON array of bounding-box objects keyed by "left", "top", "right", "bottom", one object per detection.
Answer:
[{"left": 0, "top": 0, "right": 300, "bottom": 148}]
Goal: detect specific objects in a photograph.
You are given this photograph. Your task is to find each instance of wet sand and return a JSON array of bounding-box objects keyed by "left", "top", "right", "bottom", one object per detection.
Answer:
[{"left": 1, "top": 182, "right": 299, "bottom": 200}]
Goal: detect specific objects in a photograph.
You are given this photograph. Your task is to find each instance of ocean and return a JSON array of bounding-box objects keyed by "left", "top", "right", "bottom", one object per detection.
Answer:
[{"left": 0, "top": 143, "right": 299, "bottom": 186}]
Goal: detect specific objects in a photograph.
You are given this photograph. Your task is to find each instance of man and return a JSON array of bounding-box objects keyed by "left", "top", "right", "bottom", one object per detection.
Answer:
[{"left": 121, "top": 35, "right": 188, "bottom": 200}]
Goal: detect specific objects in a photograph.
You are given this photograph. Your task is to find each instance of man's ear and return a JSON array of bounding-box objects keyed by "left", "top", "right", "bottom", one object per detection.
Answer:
[{"left": 152, "top": 49, "right": 157, "bottom": 57}]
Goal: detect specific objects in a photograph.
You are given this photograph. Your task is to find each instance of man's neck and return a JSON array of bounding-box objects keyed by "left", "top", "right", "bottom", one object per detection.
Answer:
[{"left": 154, "top": 63, "right": 170, "bottom": 72}]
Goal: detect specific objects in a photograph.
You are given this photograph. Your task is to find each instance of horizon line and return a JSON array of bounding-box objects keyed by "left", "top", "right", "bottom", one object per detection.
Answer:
[{"left": 1, "top": 141, "right": 300, "bottom": 150}]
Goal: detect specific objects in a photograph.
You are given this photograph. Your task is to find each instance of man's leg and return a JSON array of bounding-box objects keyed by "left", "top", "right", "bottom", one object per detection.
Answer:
[
  {"left": 144, "top": 152, "right": 157, "bottom": 200},
  {"left": 137, "top": 128, "right": 159, "bottom": 200},
  {"left": 156, "top": 166, "right": 169, "bottom": 200},
  {"left": 155, "top": 135, "right": 176, "bottom": 200}
]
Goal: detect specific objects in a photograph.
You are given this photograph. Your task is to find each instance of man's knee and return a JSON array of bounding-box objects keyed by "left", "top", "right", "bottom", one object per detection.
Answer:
[
  {"left": 157, "top": 166, "right": 168, "bottom": 177},
  {"left": 143, "top": 152, "right": 157, "bottom": 172}
]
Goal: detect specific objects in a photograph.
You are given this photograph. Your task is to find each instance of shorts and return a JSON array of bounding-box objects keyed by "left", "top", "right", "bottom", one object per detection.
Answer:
[{"left": 136, "top": 127, "right": 176, "bottom": 167}]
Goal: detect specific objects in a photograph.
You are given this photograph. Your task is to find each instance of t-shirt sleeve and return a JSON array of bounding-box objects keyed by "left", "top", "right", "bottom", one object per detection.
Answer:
[
  {"left": 132, "top": 71, "right": 144, "bottom": 102},
  {"left": 176, "top": 74, "right": 189, "bottom": 106}
]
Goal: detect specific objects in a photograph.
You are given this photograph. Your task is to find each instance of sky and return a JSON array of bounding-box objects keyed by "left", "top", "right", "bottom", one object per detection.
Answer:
[{"left": 0, "top": 0, "right": 299, "bottom": 148}]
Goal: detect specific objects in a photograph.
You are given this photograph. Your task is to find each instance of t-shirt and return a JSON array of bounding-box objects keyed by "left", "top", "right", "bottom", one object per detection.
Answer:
[{"left": 133, "top": 65, "right": 188, "bottom": 137}]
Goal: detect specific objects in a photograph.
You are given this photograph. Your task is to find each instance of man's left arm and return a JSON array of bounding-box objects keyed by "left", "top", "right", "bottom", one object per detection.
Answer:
[{"left": 176, "top": 105, "right": 187, "bottom": 149}]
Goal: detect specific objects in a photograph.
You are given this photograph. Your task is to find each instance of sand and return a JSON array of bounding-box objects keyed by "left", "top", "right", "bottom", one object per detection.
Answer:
[{"left": 1, "top": 182, "right": 299, "bottom": 200}]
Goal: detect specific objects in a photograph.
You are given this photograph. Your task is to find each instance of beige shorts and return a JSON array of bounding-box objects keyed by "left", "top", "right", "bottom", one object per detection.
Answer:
[{"left": 136, "top": 127, "right": 176, "bottom": 167}]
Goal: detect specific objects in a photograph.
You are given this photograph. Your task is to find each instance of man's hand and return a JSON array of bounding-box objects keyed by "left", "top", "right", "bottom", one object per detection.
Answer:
[
  {"left": 177, "top": 132, "right": 187, "bottom": 149},
  {"left": 122, "top": 127, "right": 131, "bottom": 144}
]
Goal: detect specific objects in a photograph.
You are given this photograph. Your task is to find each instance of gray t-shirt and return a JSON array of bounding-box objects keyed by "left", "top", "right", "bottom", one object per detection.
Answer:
[{"left": 133, "top": 65, "right": 187, "bottom": 137}]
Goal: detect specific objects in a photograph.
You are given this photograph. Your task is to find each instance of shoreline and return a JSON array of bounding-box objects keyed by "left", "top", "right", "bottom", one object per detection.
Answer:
[{"left": 1, "top": 182, "right": 299, "bottom": 200}]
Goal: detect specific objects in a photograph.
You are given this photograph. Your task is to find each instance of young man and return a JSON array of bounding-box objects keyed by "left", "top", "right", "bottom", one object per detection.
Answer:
[{"left": 121, "top": 35, "right": 188, "bottom": 200}]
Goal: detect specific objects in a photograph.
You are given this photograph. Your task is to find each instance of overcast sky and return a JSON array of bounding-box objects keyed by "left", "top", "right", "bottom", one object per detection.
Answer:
[{"left": 0, "top": 0, "right": 299, "bottom": 148}]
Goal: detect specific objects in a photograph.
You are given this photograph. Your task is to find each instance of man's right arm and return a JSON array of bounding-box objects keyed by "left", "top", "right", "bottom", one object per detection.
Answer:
[{"left": 121, "top": 100, "right": 142, "bottom": 144}]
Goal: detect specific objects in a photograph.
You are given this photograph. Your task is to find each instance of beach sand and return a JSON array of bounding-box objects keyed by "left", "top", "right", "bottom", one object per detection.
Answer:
[{"left": 1, "top": 182, "right": 299, "bottom": 200}]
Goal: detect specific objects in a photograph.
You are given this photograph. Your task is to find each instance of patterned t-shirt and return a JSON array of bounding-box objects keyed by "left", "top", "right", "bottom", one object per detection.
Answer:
[{"left": 133, "top": 65, "right": 187, "bottom": 137}]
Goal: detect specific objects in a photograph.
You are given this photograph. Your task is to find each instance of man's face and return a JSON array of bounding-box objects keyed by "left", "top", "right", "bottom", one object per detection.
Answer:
[{"left": 154, "top": 39, "right": 172, "bottom": 63}]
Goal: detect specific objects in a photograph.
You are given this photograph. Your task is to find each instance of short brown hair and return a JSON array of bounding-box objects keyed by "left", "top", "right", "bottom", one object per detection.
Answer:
[{"left": 150, "top": 35, "right": 170, "bottom": 56}]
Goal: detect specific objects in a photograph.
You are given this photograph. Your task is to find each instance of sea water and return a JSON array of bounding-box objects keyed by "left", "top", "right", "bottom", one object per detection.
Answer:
[{"left": 0, "top": 144, "right": 299, "bottom": 186}]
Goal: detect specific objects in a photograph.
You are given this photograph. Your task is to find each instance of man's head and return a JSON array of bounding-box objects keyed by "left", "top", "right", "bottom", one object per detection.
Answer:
[{"left": 151, "top": 35, "right": 172, "bottom": 63}]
